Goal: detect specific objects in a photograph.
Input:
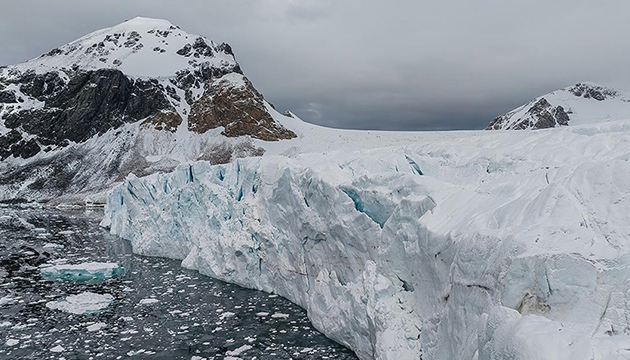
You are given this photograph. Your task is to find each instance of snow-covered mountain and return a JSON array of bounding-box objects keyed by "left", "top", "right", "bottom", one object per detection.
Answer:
[
  {"left": 0, "top": 17, "right": 295, "bottom": 203},
  {"left": 487, "top": 82, "right": 630, "bottom": 130}
]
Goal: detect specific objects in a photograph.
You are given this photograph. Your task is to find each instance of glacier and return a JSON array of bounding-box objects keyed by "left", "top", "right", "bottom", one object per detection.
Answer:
[{"left": 104, "top": 119, "right": 630, "bottom": 359}]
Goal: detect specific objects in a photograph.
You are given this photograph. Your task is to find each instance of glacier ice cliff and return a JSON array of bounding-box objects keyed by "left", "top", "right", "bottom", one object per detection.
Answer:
[{"left": 104, "top": 120, "right": 630, "bottom": 359}]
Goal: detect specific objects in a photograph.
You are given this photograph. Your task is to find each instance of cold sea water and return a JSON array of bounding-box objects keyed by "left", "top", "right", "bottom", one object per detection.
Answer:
[{"left": 0, "top": 206, "right": 357, "bottom": 359}]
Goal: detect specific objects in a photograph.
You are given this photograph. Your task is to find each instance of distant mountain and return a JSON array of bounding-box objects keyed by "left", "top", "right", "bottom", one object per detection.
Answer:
[
  {"left": 486, "top": 82, "right": 630, "bottom": 130},
  {"left": 0, "top": 17, "right": 296, "bottom": 203}
]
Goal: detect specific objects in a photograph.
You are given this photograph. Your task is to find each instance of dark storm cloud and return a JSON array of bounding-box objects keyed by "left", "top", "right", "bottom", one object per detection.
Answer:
[{"left": 1, "top": 1, "right": 629, "bottom": 130}]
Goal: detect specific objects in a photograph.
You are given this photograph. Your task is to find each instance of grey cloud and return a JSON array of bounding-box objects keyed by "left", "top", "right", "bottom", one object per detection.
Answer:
[
  {"left": 1, "top": 1, "right": 629, "bottom": 130},
  {"left": 285, "top": 0, "right": 334, "bottom": 21}
]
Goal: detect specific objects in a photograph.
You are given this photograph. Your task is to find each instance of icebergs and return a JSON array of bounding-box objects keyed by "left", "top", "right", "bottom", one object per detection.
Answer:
[
  {"left": 40, "top": 262, "right": 124, "bottom": 282},
  {"left": 46, "top": 292, "right": 114, "bottom": 315},
  {"left": 104, "top": 121, "right": 630, "bottom": 359}
]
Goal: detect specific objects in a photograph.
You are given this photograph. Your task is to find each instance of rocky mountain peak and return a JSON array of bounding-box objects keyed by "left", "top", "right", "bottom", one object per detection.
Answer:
[
  {"left": 4, "top": 17, "right": 239, "bottom": 79},
  {"left": 0, "top": 18, "right": 295, "bottom": 159},
  {"left": 487, "top": 82, "right": 630, "bottom": 130},
  {"left": 0, "top": 18, "right": 296, "bottom": 202}
]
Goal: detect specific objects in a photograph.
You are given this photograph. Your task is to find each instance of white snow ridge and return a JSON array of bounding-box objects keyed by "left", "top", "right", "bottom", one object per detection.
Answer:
[{"left": 104, "top": 117, "right": 630, "bottom": 359}]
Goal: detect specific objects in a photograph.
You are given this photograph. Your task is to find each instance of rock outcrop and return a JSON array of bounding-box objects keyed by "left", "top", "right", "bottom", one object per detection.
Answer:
[
  {"left": 487, "top": 98, "right": 570, "bottom": 130},
  {"left": 189, "top": 75, "right": 296, "bottom": 141}
]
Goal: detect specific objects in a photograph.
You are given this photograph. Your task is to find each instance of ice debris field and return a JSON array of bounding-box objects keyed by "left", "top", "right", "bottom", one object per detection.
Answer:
[
  {"left": 105, "top": 118, "right": 630, "bottom": 359},
  {"left": 0, "top": 208, "right": 355, "bottom": 359}
]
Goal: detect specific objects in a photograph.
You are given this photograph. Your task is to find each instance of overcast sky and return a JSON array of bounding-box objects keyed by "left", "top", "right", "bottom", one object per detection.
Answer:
[{"left": 1, "top": 1, "right": 629, "bottom": 130}]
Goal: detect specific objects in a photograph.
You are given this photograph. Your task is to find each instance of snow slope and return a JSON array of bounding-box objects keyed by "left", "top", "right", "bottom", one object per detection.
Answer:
[
  {"left": 5, "top": 17, "right": 238, "bottom": 79},
  {"left": 487, "top": 82, "right": 630, "bottom": 130},
  {"left": 104, "top": 116, "right": 630, "bottom": 359}
]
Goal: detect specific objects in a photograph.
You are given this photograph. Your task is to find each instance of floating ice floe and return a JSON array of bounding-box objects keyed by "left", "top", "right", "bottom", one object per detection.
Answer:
[
  {"left": 0, "top": 296, "right": 16, "bottom": 306},
  {"left": 138, "top": 298, "right": 159, "bottom": 305},
  {"left": 50, "top": 345, "right": 65, "bottom": 353},
  {"left": 226, "top": 344, "right": 253, "bottom": 357},
  {"left": 42, "top": 243, "right": 65, "bottom": 250},
  {"left": 86, "top": 322, "right": 107, "bottom": 332},
  {"left": 5, "top": 339, "right": 19, "bottom": 347},
  {"left": 40, "top": 262, "right": 123, "bottom": 282},
  {"left": 46, "top": 292, "right": 114, "bottom": 314},
  {"left": 271, "top": 312, "right": 289, "bottom": 319}
]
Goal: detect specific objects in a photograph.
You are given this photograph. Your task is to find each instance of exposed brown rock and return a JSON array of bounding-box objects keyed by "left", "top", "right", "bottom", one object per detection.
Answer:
[
  {"left": 141, "top": 110, "right": 183, "bottom": 132},
  {"left": 188, "top": 77, "right": 296, "bottom": 141}
]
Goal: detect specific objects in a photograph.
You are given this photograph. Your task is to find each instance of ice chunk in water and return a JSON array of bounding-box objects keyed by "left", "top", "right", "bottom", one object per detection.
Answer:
[
  {"left": 46, "top": 292, "right": 113, "bottom": 314},
  {"left": 86, "top": 322, "right": 107, "bottom": 332},
  {"left": 50, "top": 345, "right": 65, "bottom": 353},
  {"left": 40, "top": 262, "right": 124, "bottom": 282},
  {"left": 43, "top": 243, "right": 65, "bottom": 250},
  {"left": 138, "top": 298, "right": 159, "bottom": 305},
  {"left": 5, "top": 339, "right": 19, "bottom": 347}
]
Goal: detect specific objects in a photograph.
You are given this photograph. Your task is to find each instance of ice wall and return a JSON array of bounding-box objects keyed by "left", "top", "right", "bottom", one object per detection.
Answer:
[{"left": 104, "top": 122, "right": 630, "bottom": 359}]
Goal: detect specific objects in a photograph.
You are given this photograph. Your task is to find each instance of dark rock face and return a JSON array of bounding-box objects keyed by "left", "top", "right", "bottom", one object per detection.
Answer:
[
  {"left": 217, "top": 43, "right": 234, "bottom": 56},
  {"left": 15, "top": 71, "right": 66, "bottom": 100},
  {"left": 0, "top": 90, "right": 17, "bottom": 103},
  {"left": 12, "top": 139, "right": 41, "bottom": 159},
  {"left": 188, "top": 78, "right": 296, "bottom": 141},
  {"left": 486, "top": 98, "right": 570, "bottom": 130},
  {"left": 170, "top": 63, "right": 243, "bottom": 105},
  {"left": 177, "top": 37, "right": 215, "bottom": 58},
  {"left": 0, "top": 130, "right": 23, "bottom": 159},
  {"left": 0, "top": 130, "right": 43, "bottom": 160},
  {"left": 569, "top": 83, "right": 618, "bottom": 101},
  {"left": 3, "top": 69, "right": 173, "bottom": 146}
]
